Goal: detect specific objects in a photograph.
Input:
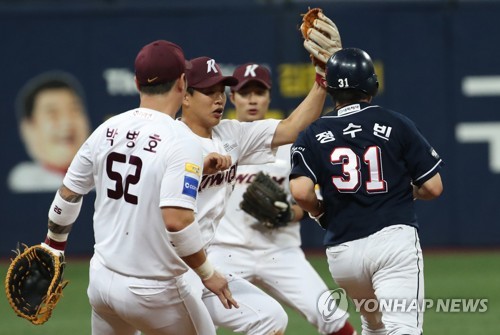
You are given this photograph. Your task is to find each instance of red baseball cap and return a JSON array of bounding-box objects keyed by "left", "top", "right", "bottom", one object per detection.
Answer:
[
  {"left": 232, "top": 63, "right": 272, "bottom": 92},
  {"left": 135, "top": 40, "right": 191, "bottom": 86},
  {"left": 186, "top": 57, "right": 238, "bottom": 89}
]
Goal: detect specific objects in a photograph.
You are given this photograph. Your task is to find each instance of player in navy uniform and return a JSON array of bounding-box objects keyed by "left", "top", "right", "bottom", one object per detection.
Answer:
[{"left": 289, "top": 48, "right": 443, "bottom": 335}]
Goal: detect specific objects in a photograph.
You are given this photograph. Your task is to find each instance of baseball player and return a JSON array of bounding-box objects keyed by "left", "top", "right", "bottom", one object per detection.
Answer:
[
  {"left": 209, "top": 63, "right": 357, "bottom": 335},
  {"left": 41, "top": 40, "right": 237, "bottom": 335},
  {"left": 289, "top": 48, "right": 444, "bottom": 335},
  {"left": 179, "top": 56, "right": 327, "bottom": 334}
]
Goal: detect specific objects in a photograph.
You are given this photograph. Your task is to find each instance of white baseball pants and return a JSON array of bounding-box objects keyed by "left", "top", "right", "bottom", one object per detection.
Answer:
[
  {"left": 87, "top": 256, "right": 216, "bottom": 335},
  {"left": 184, "top": 267, "right": 288, "bottom": 335},
  {"left": 326, "top": 224, "right": 424, "bottom": 335},
  {"left": 208, "top": 245, "right": 350, "bottom": 334}
]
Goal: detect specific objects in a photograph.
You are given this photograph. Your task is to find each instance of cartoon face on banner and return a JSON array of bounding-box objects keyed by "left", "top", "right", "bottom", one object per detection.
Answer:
[{"left": 8, "top": 71, "right": 91, "bottom": 193}]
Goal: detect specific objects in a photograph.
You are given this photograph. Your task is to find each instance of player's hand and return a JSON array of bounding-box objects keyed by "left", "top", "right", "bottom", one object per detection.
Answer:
[
  {"left": 203, "top": 153, "right": 232, "bottom": 175},
  {"left": 202, "top": 271, "right": 239, "bottom": 309}
]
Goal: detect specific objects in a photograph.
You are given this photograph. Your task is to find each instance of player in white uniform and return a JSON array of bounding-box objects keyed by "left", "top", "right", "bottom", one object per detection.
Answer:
[
  {"left": 179, "top": 56, "right": 328, "bottom": 334},
  {"left": 41, "top": 40, "right": 237, "bottom": 335},
  {"left": 210, "top": 63, "right": 357, "bottom": 335}
]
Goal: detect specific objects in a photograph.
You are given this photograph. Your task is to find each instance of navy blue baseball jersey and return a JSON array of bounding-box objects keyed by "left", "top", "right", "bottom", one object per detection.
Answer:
[{"left": 290, "top": 102, "right": 443, "bottom": 246}]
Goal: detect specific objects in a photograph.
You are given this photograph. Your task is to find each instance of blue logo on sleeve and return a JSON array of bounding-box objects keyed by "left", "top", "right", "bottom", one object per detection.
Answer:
[{"left": 182, "top": 175, "right": 199, "bottom": 198}]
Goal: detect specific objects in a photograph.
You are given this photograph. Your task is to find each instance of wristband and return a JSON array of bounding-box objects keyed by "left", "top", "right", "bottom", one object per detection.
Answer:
[
  {"left": 41, "top": 242, "right": 65, "bottom": 256},
  {"left": 308, "top": 200, "right": 324, "bottom": 219},
  {"left": 166, "top": 219, "right": 205, "bottom": 257},
  {"left": 308, "top": 210, "right": 325, "bottom": 229},
  {"left": 193, "top": 259, "right": 215, "bottom": 281},
  {"left": 315, "top": 73, "right": 326, "bottom": 88},
  {"left": 308, "top": 210, "right": 324, "bottom": 221},
  {"left": 48, "top": 190, "right": 82, "bottom": 226},
  {"left": 44, "top": 230, "right": 68, "bottom": 252}
]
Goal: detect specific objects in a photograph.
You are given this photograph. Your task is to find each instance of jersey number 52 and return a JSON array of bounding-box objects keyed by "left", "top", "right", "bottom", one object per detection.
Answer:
[{"left": 106, "top": 152, "right": 143, "bottom": 204}]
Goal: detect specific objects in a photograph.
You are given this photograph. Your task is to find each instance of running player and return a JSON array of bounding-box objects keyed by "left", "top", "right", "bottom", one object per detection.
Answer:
[
  {"left": 210, "top": 62, "right": 357, "bottom": 335},
  {"left": 289, "top": 48, "right": 444, "bottom": 335},
  {"left": 41, "top": 40, "right": 236, "bottom": 335},
  {"left": 179, "top": 56, "right": 327, "bottom": 334}
]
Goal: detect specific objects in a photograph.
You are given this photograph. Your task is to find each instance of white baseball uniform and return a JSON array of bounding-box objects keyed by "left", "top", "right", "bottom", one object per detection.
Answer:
[
  {"left": 210, "top": 144, "right": 350, "bottom": 335},
  {"left": 178, "top": 118, "right": 289, "bottom": 335},
  {"left": 64, "top": 108, "right": 215, "bottom": 335}
]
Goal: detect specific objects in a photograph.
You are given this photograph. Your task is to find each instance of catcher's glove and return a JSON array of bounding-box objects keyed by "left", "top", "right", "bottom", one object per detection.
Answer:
[
  {"left": 5, "top": 244, "right": 69, "bottom": 325},
  {"left": 240, "top": 172, "right": 294, "bottom": 229},
  {"left": 300, "top": 7, "right": 342, "bottom": 86}
]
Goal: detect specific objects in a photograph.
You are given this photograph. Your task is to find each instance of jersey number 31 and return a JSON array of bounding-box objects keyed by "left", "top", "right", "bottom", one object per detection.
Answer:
[{"left": 331, "top": 146, "right": 387, "bottom": 194}]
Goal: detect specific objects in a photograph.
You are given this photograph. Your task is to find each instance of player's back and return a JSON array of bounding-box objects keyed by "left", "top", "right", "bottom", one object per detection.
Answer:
[
  {"left": 64, "top": 108, "right": 196, "bottom": 279},
  {"left": 297, "top": 102, "right": 434, "bottom": 245}
]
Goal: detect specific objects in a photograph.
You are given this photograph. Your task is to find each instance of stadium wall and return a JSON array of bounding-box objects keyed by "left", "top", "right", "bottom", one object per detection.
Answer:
[{"left": 1, "top": 1, "right": 499, "bottom": 255}]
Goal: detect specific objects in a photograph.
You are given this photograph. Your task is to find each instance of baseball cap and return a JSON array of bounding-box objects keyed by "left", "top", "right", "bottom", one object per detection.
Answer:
[
  {"left": 232, "top": 63, "right": 272, "bottom": 92},
  {"left": 135, "top": 40, "right": 191, "bottom": 86},
  {"left": 186, "top": 57, "right": 238, "bottom": 89}
]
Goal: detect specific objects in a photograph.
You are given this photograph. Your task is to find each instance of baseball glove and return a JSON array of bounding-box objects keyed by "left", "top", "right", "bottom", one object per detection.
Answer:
[
  {"left": 300, "top": 7, "right": 342, "bottom": 78},
  {"left": 240, "top": 172, "right": 293, "bottom": 229},
  {"left": 5, "top": 244, "right": 69, "bottom": 325}
]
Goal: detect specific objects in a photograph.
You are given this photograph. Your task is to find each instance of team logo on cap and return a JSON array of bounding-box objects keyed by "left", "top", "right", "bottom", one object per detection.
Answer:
[
  {"left": 244, "top": 64, "right": 259, "bottom": 77},
  {"left": 206, "top": 59, "right": 218, "bottom": 73}
]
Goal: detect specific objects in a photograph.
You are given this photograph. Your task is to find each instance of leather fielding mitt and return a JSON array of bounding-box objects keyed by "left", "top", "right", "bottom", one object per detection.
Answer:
[
  {"left": 240, "top": 172, "right": 293, "bottom": 229},
  {"left": 300, "top": 7, "right": 342, "bottom": 85},
  {"left": 5, "top": 244, "right": 69, "bottom": 325}
]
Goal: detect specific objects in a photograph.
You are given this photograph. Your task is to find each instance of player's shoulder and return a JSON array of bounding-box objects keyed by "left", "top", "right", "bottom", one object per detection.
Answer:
[
  {"left": 98, "top": 108, "right": 158, "bottom": 128},
  {"left": 214, "top": 118, "right": 278, "bottom": 137},
  {"left": 377, "top": 105, "right": 417, "bottom": 129},
  {"left": 210, "top": 119, "right": 239, "bottom": 140},
  {"left": 301, "top": 112, "right": 333, "bottom": 137},
  {"left": 215, "top": 119, "right": 240, "bottom": 131},
  {"left": 330, "top": 103, "right": 413, "bottom": 126},
  {"left": 216, "top": 118, "right": 277, "bottom": 129},
  {"left": 174, "top": 118, "right": 198, "bottom": 138}
]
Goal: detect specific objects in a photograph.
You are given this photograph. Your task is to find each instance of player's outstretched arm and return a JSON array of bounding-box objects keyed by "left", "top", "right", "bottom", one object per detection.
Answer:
[
  {"left": 163, "top": 207, "right": 239, "bottom": 309},
  {"left": 271, "top": 83, "right": 326, "bottom": 149},
  {"left": 270, "top": 8, "right": 342, "bottom": 149}
]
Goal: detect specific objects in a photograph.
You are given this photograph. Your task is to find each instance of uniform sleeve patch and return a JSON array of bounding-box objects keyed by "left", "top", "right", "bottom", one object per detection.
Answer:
[
  {"left": 182, "top": 175, "right": 199, "bottom": 198},
  {"left": 185, "top": 163, "right": 201, "bottom": 176}
]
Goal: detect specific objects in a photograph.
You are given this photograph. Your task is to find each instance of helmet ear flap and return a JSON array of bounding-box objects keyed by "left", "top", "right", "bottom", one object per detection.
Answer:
[{"left": 365, "top": 74, "right": 379, "bottom": 97}]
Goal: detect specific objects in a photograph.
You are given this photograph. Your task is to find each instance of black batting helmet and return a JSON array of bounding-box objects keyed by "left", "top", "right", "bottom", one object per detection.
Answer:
[{"left": 325, "top": 48, "right": 379, "bottom": 97}]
